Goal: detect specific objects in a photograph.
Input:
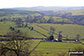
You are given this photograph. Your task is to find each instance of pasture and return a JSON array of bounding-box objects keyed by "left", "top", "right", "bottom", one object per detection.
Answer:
[
  {"left": 31, "top": 42, "right": 84, "bottom": 56},
  {"left": 32, "top": 24, "right": 84, "bottom": 39},
  {"left": 0, "top": 21, "right": 84, "bottom": 56},
  {"left": 0, "top": 21, "right": 45, "bottom": 38}
]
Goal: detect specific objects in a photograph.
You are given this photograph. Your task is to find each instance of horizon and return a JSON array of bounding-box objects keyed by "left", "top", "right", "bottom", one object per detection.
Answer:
[
  {"left": 1, "top": 6, "right": 84, "bottom": 9},
  {"left": 0, "top": 0, "right": 84, "bottom": 9}
]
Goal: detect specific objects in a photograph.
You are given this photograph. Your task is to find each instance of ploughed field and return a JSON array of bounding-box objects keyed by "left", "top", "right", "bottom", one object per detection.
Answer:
[{"left": 0, "top": 21, "right": 84, "bottom": 56}]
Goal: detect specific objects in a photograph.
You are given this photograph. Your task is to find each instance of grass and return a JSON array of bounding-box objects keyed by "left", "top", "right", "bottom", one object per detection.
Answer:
[
  {"left": 0, "top": 21, "right": 46, "bottom": 38},
  {"left": 17, "top": 28, "right": 45, "bottom": 38},
  {"left": 31, "top": 23, "right": 49, "bottom": 37},
  {"left": 0, "top": 21, "right": 84, "bottom": 56},
  {"left": 35, "top": 24, "right": 84, "bottom": 39},
  {"left": 31, "top": 42, "right": 84, "bottom": 56},
  {"left": 0, "top": 21, "right": 16, "bottom": 35}
]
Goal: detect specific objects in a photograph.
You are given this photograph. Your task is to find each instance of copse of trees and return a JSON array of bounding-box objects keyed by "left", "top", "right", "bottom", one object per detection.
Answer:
[
  {"left": 9, "top": 26, "right": 15, "bottom": 31},
  {"left": 47, "top": 16, "right": 54, "bottom": 23},
  {"left": 24, "top": 15, "right": 73, "bottom": 24},
  {"left": 0, "top": 14, "right": 73, "bottom": 24}
]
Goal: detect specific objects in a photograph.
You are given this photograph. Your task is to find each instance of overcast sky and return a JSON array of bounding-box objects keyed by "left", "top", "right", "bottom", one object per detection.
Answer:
[{"left": 0, "top": 0, "right": 84, "bottom": 9}]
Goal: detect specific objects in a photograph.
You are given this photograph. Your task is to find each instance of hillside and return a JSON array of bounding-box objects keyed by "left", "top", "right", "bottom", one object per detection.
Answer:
[
  {"left": 32, "top": 24, "right": 84, "bottom": 39},
  {"left": 0, "top": 9, "right": 41, "bottom": 16},
  {"left": 0, "top": 21, "right": 46, "bottom": 38},
  {"left": 0, "top": 21, "right": 84, "bottom": 56},
  {"left": 0, "top": 7, "right": 84, "bottom": 25}
]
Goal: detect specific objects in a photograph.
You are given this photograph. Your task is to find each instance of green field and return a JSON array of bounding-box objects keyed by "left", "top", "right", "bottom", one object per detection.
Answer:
[
  {"left": 0, "top": 21, "right": 16, "bottom": 35},
  {"left": 31, "top": 42, "right": 84, "bottom": 56},
  {"left": 32, "top": 24, "right": 84, "bottom": 39},
  {"left": 0, "top": 21, "right": 84, "bottom": 56},
  {"left": 0, "top": 21, "right": 45, "bottom": 38}
]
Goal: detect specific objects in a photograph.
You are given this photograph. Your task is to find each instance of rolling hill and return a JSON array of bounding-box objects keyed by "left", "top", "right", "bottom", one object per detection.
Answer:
[{"left": 0, "top": 9, "right": 41, "bottom": 16}]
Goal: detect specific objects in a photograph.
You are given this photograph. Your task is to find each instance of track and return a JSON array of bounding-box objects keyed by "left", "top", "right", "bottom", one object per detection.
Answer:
[
  {"left": 33, "top": 29, "right": 48, "bottom": 38},
  {"left": 29, "top": 41, "right": 41, "bottom": 54},
  {"left": 0, "top": 35, "right": 46, "bottom": 41}
]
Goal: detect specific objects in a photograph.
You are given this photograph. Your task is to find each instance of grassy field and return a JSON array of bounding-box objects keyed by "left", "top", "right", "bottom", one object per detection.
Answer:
[
  {"left": 31, "top": 23, "right": 84, "bottom": 56},
  {"left": 31, "top": 42, "right": 84, "bottom": 56},
  {"left": 0, "top": 21, "right": 84, "bottom": 56},
  {"left": 32, "top": 24, "right": 84, "bottom": 39},
  {"left": 0, "top": 21, "right": 16, "bottom": 35},
  {"left": 0, "top": 21, "right": 45, "bottom": 38}
]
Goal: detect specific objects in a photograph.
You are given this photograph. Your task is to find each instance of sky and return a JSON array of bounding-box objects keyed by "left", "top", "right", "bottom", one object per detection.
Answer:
[{"left": 0, "top": 0, "right": 84, "bottom": 9}]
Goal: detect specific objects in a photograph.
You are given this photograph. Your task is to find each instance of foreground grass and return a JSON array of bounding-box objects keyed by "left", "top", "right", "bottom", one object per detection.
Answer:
[{"left": 31, "top": 42, "right": 84, "bottom": 56}]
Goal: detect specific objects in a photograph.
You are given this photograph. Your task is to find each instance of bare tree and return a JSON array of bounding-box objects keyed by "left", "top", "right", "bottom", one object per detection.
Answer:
[
  {"left": 48, "top": 26, "right": 55, "bottom": 36},
  {"left": 76, "top": 34, "right": 80, "bottom": 41},
  {"left": 50, "top": 27, "right": 55, "bottom": 32},
  {"left": 58, "top": 31, "right": 62, "bottom": 42},
  {"left": 0, "top": 30, "right": 32, "bottom": 56},
  {"left": 47, "top": 27, "right": 56, "bottom": 41}
]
